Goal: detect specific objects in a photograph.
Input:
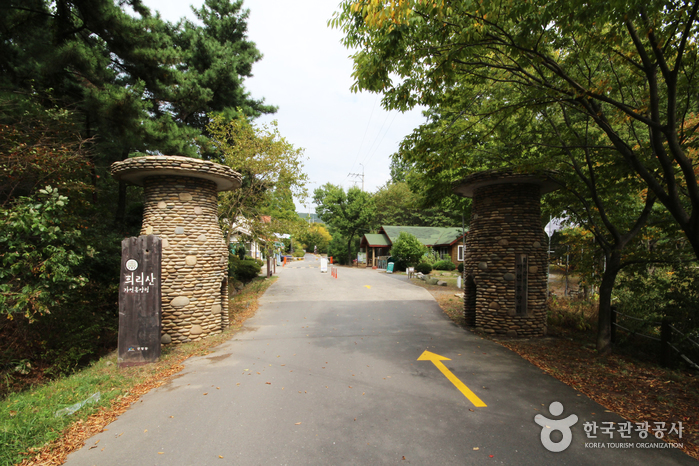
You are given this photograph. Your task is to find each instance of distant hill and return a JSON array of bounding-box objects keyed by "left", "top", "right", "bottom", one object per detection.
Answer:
[{"left": 297, "top": 212, "right": 325, "bottom": 224}]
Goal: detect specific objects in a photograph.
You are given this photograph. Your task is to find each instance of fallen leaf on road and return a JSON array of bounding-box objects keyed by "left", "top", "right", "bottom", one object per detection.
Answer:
[
  {"left": 473, "top": 447, "right": 479, "bottom": 450},
  {"left": 469, "top": 409, "right": 474, "bottom": 412},
  {"left": 265, "top": 382, "right": 271, "bottom": 385},
  {"left": 348, "top": 386, "right": 352, "bottom": 388},
  {"left": 144, "top": 429, "right": 147, "bottom": 433},
  {"left": 203, "top": 393, "right": 208, "bottom": 395},
  {"left": 219, "top": 455, "right": 224, "bottom": 458},
  {"left": 158, "top": 452, "right": 163, "bottom": 455},
  {"left": 295, "top": 422, "right": 302, "bottom": 425}
]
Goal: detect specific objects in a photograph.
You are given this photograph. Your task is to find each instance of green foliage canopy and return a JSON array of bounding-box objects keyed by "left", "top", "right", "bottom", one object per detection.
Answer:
[
  {"left": 314, "top": 184, "right": 376, "bottom": 264},
  {"left": 209, "top": 114, "right": 308, "bottom": 246},
  {"left": 332, "top": 0, "right": 699, "bottom": 259}
]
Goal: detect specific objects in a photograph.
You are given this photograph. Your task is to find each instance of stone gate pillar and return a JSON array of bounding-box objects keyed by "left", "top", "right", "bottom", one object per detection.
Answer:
[
  {"left": 454, "top": 169, "right": 558, "bottom": 337},
  {"left": 111, "top": 156, "right": 241, "bottom": 344}
]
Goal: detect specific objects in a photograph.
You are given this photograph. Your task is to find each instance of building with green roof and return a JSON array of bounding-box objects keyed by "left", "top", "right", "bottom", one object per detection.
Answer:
[{"left": 359, "top": 225, "right": 467, "bottom": 268}]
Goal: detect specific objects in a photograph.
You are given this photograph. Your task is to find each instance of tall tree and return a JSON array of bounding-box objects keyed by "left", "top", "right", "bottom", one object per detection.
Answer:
[
  {"left": 296, "top": 223, "right": 332, "bottom": 254},
  {"left": 372, "top": 181, "right": 465, "bottom": 227},
  {"left": 313, "top": 184, "right": 376, "bottom": 264},
  {"left": 332, "top": 0, "right": 699, "bottom": 260},
  {"left": 0, "top": 0, "right": 276, "bottom": 226},
  {"left": 208, "top": 115, "right": 308, "bottom": 246}
]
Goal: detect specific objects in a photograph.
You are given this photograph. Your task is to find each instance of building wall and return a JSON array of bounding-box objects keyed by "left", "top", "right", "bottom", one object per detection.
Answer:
[
  {"left": 463, "top": 183, "right": 548, "bottom": 337},
  {"left": 449, "top": 243, "right": 465, "bottom": 266}
]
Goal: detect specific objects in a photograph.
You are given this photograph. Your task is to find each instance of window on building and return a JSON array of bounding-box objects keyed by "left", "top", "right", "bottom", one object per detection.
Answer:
[{"left": 457, "top": 245, "right": 464, "bottom": 261}]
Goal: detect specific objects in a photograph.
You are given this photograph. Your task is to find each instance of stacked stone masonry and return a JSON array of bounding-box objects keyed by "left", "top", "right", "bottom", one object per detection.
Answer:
[
  {"left": 111, "top": 156, "right": 241, "bottom": 344},
  {"left": 461, "top": 179, "right": 551, "bottom": 337}
]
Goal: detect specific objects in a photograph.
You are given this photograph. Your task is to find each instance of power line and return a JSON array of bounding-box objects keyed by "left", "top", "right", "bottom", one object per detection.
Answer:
[
  {"left": 348, "top": 95, "right": 378, "bottom": 177},
  {"left": 348, "top": 163, "right": 365, "bottom": 191},
  {"left": 360, "top": 111, "right": 399, "bottom": 168}
]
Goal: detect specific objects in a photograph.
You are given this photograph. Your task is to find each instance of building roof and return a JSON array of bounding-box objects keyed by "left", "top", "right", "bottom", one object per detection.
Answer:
[
  {"left": 361, "top": 225, "right": 467, "bottom": 250},
  {"left": 362, "top": 234, "right": 392, "bottom": 248},
  {"left": 379, "top": 225, "right": 465, "bottom": 247}
]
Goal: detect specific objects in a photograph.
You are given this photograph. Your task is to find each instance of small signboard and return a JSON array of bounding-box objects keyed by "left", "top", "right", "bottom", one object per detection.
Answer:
[
  {"left": 118, "top": 235, "right": 162, "bottom": 368},
  {"left": 320, "top": 257, "right": 328, "bottom": 273},
  {"left": 386, "top": 262, "right": 395, "bottom": 274}
]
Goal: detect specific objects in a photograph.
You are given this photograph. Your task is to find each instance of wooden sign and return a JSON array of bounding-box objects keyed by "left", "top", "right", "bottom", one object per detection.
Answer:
[{"left": 118, "top": 235, "right": 162, "bottom": 367}]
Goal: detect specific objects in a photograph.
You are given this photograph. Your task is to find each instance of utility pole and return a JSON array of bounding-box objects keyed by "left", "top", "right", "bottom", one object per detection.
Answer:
[{"left": 348, "top": 163, "right": 365, "bottom": 191}]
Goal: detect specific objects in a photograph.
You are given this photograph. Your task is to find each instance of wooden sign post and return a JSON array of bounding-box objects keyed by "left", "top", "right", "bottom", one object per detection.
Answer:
[{"left": 118, "top": 235, "right": 162, "bottom": 368}]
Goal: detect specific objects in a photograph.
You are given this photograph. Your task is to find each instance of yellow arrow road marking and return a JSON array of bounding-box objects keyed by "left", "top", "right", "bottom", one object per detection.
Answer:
[{"left": 417, "top": 350, "right": 486, "bottom": 407}]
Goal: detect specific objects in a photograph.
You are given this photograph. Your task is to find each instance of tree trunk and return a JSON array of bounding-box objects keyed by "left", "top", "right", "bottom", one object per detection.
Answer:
[
  {"left": 347, "top": 237, "right": 353, "bottom": 266},
  {"left": 596, "top": 251, "right": 622, "bottom": 355}
]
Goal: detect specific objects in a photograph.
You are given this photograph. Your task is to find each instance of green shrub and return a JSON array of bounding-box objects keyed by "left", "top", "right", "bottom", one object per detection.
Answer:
[
  {"left": 235, "top": 260, "right": 261, "bottom": 282},
  {"left": 292, "top": 250, "right": 305, "bottom": 258},
  {"left": 237, "top": 244, "right": 246, "bottom": 260},
  {"left": 433, "top": 260, "right": 456, "bottom": 271},
  {"left": 422, "top": 249, "right": 440, "bottom": 265},
  {"left": 390, "top": 232, "right": 426, "bottom": 267},
  {"left": 457, "top": 263, "right": 464, "bottom": 273},
  {"left": 416, "top": 262, "right": 432, "bottom": 274},
  {"left": 256, "top": 258, "right": 264, "bottom": 267},
  {"left": 228, "top": 254, "right": 240, "bottom": 277},
  {"left": 0, "top": 186, "right": 91, "bottom": 321}
]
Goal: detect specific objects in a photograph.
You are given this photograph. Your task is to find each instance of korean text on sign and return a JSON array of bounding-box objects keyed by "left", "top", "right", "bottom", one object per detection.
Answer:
[{"left": 123, "top": 272, "right": 157, "bottom": 293}]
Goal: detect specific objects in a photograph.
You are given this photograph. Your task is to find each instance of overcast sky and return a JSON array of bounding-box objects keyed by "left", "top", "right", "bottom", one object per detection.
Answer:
[{"left": 141, "top": 0, "right": 427, "bottom": 212}]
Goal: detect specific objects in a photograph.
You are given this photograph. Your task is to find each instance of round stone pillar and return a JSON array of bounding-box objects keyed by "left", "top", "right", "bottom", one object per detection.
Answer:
[
  {"left": 454, "top": 169, "right": 558, "bottom": 337},
  {"left": 111, "top": 156, "right": 241, "bottom": 344}
]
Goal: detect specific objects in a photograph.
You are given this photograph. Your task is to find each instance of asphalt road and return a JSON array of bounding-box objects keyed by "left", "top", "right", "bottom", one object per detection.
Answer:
[{"left": 66, "top": 255, "right": 695, "bottom": 465}]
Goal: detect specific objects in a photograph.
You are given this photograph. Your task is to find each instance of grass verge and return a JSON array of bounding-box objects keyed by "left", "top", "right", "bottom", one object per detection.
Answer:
[{"left": 1, "top": 275, "right": 276, "bottom": 466}]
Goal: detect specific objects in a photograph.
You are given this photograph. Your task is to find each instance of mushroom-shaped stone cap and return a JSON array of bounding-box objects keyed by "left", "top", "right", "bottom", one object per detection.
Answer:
[
  {"left": 110, "top": 155, "right": 242, "bottom": 191},
  {"left": 453, "top": 168, "right": 559, "bottom": 198}
]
